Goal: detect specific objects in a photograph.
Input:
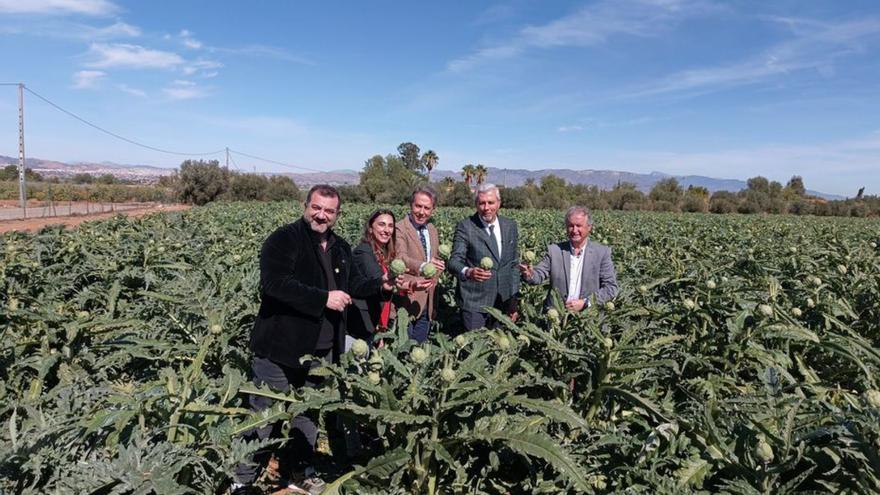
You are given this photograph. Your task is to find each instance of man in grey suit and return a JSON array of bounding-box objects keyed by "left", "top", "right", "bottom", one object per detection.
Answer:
[
  {"left": 519, "top": 206, "right": 618, "bottom": 311},
  {"left": 448, "top": 183, "right": 520, "bottom": 330}
]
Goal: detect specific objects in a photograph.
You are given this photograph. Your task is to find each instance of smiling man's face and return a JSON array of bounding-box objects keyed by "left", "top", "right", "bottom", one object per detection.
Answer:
[{"left": 303, "top": 192, "right": 340, "bottom": 234}]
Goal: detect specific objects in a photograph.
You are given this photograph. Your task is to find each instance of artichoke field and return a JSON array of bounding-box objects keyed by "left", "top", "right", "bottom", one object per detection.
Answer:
[{"left": 2, "top": 202, "right": 880, "bottom": 494}]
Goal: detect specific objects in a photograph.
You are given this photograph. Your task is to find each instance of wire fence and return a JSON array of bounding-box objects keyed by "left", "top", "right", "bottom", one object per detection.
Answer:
[{"left": 0, "top": 201, "right": 161, "bottom": 221}]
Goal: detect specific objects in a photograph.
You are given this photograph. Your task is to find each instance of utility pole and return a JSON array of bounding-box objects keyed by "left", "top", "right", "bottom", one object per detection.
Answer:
[
  {"left": 17, "top": 83, "right": 27, "bottom": 215},
  {"left": 225, "top": 146, "right": 229, "bottom": 170}
]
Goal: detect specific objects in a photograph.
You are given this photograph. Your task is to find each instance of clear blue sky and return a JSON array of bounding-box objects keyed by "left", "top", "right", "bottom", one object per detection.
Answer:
[{"left": 1, "top": 0, "right": 879, "bottom": 196}]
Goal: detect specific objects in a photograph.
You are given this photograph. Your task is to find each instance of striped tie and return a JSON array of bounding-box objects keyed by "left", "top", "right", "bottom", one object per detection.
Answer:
[
  {"left": 488, "top": 224, "right": 499, "bottom": 257},
  {"left": 419, "top": 226, "right": 429, "bottom": 261}
]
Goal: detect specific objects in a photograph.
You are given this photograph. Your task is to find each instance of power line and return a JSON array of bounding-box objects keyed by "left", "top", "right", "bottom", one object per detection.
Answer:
[
  {"left": 229, "top": 148, "right": 324, "bottom": 173},
  {"left": 9, "top": 84, "right": 327, "bottom": 173},
  {"left": 228, "top": 152, "right": 242, "bottom": 172},
  {"left": 23, "top": 85, "right": 226, "bottom": 157}
]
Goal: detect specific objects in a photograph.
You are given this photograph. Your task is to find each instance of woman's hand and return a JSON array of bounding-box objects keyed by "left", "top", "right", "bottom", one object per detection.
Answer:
[
  {"left": 409, "top": 277, "right": 434, "bottom": 292},
  {"left": 381, "top": 273, "right": 404, "bottom": 292}
]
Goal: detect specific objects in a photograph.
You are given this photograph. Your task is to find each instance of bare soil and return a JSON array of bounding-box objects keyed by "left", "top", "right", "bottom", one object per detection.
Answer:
[{"left": 0, "top": 203, "right": 191, "bottom": 233}]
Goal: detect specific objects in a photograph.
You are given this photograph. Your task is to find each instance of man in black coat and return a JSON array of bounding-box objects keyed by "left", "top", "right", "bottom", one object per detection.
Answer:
[{"left": 233, "top": 184, "right": 351, "bottom": 495}]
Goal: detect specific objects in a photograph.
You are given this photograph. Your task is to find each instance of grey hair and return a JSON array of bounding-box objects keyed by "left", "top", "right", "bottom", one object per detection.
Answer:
[
  {"left": 565, "top": 205, "right": 591, "bottom": 226},
  {"left": 474, "top": 183, "right": 501, "bottom": 204},
  {"left": 410, "top": 186, "right": 437, "bottom": 206}
]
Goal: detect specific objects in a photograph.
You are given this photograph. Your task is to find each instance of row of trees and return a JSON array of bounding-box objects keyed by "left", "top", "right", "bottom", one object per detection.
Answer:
[
  {"left": 0, "top": 162, "right": 299, "bottom": 205},
  {"left": 0, "top": 165, "right": 173, "bottom": 202},
  {"left": 0, "top": 165, "right": 44, "bottom": 182},
  {"left": 492, "top": 175, "right": 836, "bottom": 215},
  {"left": 0, "top": 165, "right": 140, "bottom": 185},
  {"left": 350, "top": 142, "right": 877, "bottom": 217},
  {"left": 5, "top": 144, "right": 874, "bottom": 218},
  {"left": 172, "top": 160, "right": 300, "bottom": 205},
  {"left": 0, "top": 180, "right": 172, "bottom": 203}
]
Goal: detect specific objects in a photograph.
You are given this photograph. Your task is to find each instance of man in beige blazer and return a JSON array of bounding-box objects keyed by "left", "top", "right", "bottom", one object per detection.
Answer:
[{"left": 395, "top": 187, "right": 444, "bottom": 342}]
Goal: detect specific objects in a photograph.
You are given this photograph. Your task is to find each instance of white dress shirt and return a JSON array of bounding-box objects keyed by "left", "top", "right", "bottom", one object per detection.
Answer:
[
  {"left": 461, "top": 217, "right": 502, "bottom": 278},
  {"left": 482, "top": 218, "right": 502, "bottom": 257},
  {"left": 567, "top": 244, "right": 585, "bottom": 302}
]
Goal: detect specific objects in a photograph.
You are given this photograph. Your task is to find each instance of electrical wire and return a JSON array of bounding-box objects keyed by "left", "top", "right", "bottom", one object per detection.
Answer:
[
  {"left": 23, "top": 85, "right": 226, "bottom": 157},
  {"left": 11, "top": 84, "right": 329, "bottom": 173},
  {"left": 229, "top": 148, "right": 324, "bottom": 173},
  {"left": 228, "top": 153, "right": 241, "bottom": 172}
]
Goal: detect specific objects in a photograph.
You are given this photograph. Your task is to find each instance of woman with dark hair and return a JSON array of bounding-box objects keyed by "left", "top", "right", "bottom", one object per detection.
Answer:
[{"left": 348, "top": 209, "right": 406, "bottom": 342}]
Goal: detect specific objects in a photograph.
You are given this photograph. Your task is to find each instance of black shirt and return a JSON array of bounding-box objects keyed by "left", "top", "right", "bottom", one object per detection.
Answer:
[{"left": 313, "top": 232, "right": 339, "bottom": 350}]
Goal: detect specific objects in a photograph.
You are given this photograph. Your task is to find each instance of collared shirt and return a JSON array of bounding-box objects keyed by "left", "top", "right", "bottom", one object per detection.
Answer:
[
  {"left": 567, "top": 242, "right": 586, "bottom": 302},
  {"left": 460, "top": 216, "right": 503, "bottom": 279},
  {"left": 480, "top": 217, "right": 502, "bottom": 257},
  {"left": 408, "top": 214, "right": 431, "bottom": 261}
]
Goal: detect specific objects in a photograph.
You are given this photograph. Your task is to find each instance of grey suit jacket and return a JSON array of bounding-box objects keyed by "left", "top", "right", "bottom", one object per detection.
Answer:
[
  {"left": 526, "top": 240, "right": 618, "bottom": 309},
  {"left": 448, "top": 213, "right": 520, "bottom": 313}
]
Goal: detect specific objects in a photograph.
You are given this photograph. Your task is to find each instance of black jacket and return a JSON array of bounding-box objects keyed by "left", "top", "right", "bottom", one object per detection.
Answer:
[
  {"left": 347, "top": 242, "right": 391, "bottom": 340},
  {"left": 250, "top": 218, "right": 352, "bottom": 368}
]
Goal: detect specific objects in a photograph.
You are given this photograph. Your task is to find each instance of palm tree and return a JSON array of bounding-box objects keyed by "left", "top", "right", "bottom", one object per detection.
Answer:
[
  {"left": 461, "top": 164, "right": 476, "bottom": 189},
  {"left": 421, "top": 150, "right": 439, "bottom": 182},
  {"left": 474, "top": 164, "right": 488, "bottom": 185},
  {"left": 440, "top": 177, "right": 455, "bottom": 193}
]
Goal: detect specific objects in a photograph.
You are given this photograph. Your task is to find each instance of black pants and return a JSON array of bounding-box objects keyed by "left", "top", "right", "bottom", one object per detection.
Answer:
[
  {"left": 462, "top": 295, "right": 515, "bottom": 331},
  {"left": 233, "top": 349, "right": 332, "bottom": 484}
]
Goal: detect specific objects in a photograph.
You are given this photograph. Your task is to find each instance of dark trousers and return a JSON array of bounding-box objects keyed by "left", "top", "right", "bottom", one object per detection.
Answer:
[
  {"left": 462, "top": 295, "right": 514, "bottom": 331},
  {"left": 234, "top": 349, "right": 332, "bottom": 485},
  {"left": 407, "top": 313, "right": 431, "bottom": 343}
]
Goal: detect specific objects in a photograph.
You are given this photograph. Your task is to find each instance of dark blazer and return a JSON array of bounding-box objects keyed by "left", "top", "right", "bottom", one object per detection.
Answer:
[
  {"left": 526, "top": 240, "right": 618, "bottom": 309},
  {"left": 347, "top": 242, "right": 392, "bottom": 339},
  {"left": 447, "top": 213, "right": 520, "bottom": 313},
  {"left": 250, "top": 218, "right": 352, "bottom": 368}
]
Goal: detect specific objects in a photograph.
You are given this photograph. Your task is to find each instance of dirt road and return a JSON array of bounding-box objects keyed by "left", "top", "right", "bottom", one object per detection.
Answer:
[{"left": 0, "top": 203, "right": 191, "bottom": 234}]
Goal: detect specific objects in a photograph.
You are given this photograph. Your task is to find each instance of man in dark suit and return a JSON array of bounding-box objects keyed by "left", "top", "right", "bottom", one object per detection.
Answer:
[
  {"left": 519, "top": 206, "right": 618, "bottom": 311},
  {"left": 448, "top": 183, "right": 520, "bottom": 330},
  {"left": 395, "top": 187, "right": 444, "bottom": 342},
  {"left": 232, "top": 184, "right": 351, "bottom": 495}
]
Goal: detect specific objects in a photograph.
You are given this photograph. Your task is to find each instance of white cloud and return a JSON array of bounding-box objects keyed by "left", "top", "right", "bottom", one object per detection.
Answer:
[
  {"left": 447, "top": 45, "right": 523, "bottom": 73},
  {"left": 619, "top": 18, "right": 880, "bottom": 99},
  {"left": 0, "top": 19, "right": 139, "bottom": 40},
  {"left": 473, "top": 4, "right": 517, "bottom": 26},
  {"left": 448, "top": 0, "right": 723, "bottom": 72},
  {"left": 72, "top": 69, "right": 105, "bottom": 88},
  {"left": 117, "top": 83, "right": 145, "bottom": 97},
  {"left": 163, "top": 80, "right": 208, "bottom": 100},
  {"left": 90, "top": 20, "right": 139, "bottom": 38},
  {"left": 179, "top": 29, "right": 203, "bottom": 49},
  {"left": 557, "top": 117, "right": 655, "bottom": 133},
  {"left": 210, "top": 44, "right": 315, "bottom": 65},
  {"left": 0, "top": 0, "right": 117, "bottom": 16},
  {"left": 181, "top": 59, "right": 223, "bottom": 76},
  {"left": 557, "top": 125, "right": 584, "bottom": 133},
  {"left": 86, "top": 42, "right": 183, "bottom": 69}
]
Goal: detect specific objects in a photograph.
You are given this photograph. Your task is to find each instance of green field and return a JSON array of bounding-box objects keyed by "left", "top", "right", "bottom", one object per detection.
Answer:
[{"left": 2, "top": 203, "right": 880, "bottom": 494}]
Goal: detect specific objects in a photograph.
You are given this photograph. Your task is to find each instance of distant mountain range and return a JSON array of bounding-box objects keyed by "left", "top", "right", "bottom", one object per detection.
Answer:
[
  {"left": 275, "top": 167, "right": 843, "bottom": 200},
  {"left": 0, "top": 155, "right": 175, "bottom": 184},
  {"left": 0, "top": 155, "right": 844, "bottom": 200}
]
